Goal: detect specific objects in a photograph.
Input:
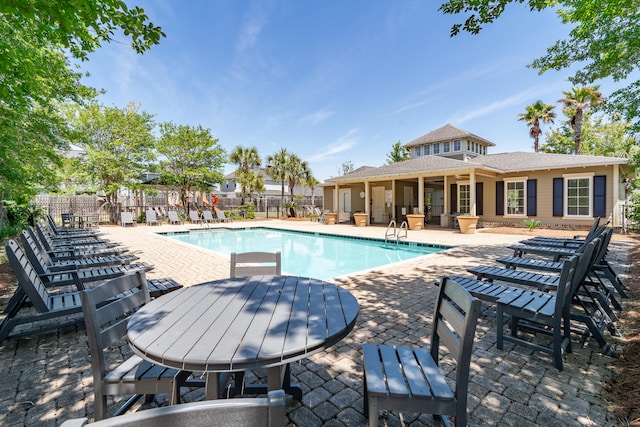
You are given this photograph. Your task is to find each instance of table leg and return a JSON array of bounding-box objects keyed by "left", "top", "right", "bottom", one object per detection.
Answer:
[{"left": 205, "top": 372, "right": 220, "bottom": 400}]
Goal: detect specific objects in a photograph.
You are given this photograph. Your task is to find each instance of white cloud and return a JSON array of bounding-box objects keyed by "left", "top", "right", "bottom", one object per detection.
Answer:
[
  {"left": 299, "top": 109, "right": 335, "bottom": 125},
  {"left": 308, "top": 128, "right": 359, "bottom": 162},
  {"left": 235, "top": 3, "right": 270, "bottom": 53}
]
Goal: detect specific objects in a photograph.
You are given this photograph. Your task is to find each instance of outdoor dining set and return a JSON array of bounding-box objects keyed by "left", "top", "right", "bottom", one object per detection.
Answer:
[{"left": 0, "top": 214, "right": 627, "bottom": 426}]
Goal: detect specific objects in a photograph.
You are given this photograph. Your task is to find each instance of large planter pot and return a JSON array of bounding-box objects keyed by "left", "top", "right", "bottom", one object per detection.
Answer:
[
  {"left": 353, "top": 213, "right": 369, "bottom": 227},
  {"left": 406, "top": 214, "right": 425, "bottom": 230},
  {"left": 457, "top": 216, "right": 479, "bottom": 234},
  {"left": 324, "top": 213, "right": 337, "bottom": 225}
]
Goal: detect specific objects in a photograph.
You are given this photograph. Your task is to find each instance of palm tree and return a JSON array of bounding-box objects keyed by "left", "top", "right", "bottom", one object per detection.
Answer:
[
  {"left": 285, "top": 155, "right": 311, "bottom": 217},
  {"left": 518, "top": 101, "right": 556, "bottom": 152},
  {"left": 230, "top": 146, "right": 261, "bottom": 204},
  {"left": 558, "top": 86, "right": 604, "bottom": 155},
  {"left": 266, "top": 148, "right": 289, "bottom": 217},
  {"left": 305, "top": 175, "right": 320, "bottom": 205}
]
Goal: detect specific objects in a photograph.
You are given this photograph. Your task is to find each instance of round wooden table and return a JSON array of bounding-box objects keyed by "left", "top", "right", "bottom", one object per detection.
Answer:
[{"left": 127, "top": 275, "right": 359, "bottom": 399}]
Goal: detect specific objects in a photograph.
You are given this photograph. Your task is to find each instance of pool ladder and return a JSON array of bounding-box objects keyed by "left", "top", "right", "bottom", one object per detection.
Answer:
[{"left": 385, "top": 219, "right": 408, "bottom": 245}]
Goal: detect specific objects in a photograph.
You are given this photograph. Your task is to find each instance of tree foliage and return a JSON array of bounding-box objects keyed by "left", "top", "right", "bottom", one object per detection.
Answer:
[
  {"left": 518, "top": 101, "right": 556, "bottom": 152},
  {"left": 266, "top": 148, "right": 290, "bottom": 216},
  {"left": 156, "top": 123, "right": 226, "bottom": 214},
  {"left": 230, "top": 146, "right": 262, "bottom": 204},
  {"left": 558, "top": 86, "right": 604, "bottom": 154},
  {"left": 439, "top": 0, "right": 640, "bottom": 129},
  {"left": 71, "top": 103, "right": 156, "bottom": 204},
  {"left": 386, "top": 141, "right": 411, "bottom": 163}
]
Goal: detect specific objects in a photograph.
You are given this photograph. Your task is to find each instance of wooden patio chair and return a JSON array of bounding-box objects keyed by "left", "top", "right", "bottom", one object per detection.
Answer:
[
  {"left": 121, "top": 212, "right": 136, "bottom": 227},
  {"left": 145, "top": 208, "right": 161, "bottom": 226},
  {"left": 202, "top": 210, "right": 216, "bottom": 224},
  {"left": 0, "top": 240, "right": 182, "bottom": 343},
  {"left": 215, "top": 209, "right": 233, "bottom": 223},
  {"left": 230, "top": 252, "right": 282, "bottom": 278},
  {"left": 59, "top": 390, "right": 286, "bottom": 427},
  {"left": 189, "top": 210, "right": 203, "bottom": 224},
  {"left": 362, "top": 276, "right": 481, "bottom": 427},
  {"left": 80, "top": 270, "right": 190, "bottom": 420},
  {"left": 167, "top": 211, "right": 183, "bottom": 225}
]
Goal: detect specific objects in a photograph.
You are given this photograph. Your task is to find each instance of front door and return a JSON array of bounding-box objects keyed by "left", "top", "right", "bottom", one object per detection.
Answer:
[{"left": 372, "top": 186, "right": 386, "bottom": 224}]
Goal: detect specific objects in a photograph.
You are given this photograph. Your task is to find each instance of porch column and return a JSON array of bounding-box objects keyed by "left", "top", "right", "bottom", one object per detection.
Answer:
[
  {"left": 443, "top": 175, "right": 449, "bottom": 214},
  {"left": 365, "top": 181, "right": 370, "bottom": 216},
  {"left": 333, "top": 183, "right": 339, "bottom": 212},
  {"left": 470, "top": 170, "right": 477, "bottom": 216},
  {"left": 612, "top": 165, "right": 620, "bottom": 227},
  {"left": 418, "top": 177, "right": 424, "bottom": 215},
  {"left": 392, "top": 180, "right": 396, "bottom": 221}
]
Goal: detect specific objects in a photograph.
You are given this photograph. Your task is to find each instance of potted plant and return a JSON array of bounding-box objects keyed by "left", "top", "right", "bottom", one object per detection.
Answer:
[
  {"left": 457, "top": 213, "right": 479, "bottom": 234},
  {"left": 406, "top": 213, "right": 425, "bottom": 230},
  {"left": 324, "top": 212, "right": 338, "bottom": 225},
  {"left": 353, "top": 211, "right": 369, "bottom": 226}
]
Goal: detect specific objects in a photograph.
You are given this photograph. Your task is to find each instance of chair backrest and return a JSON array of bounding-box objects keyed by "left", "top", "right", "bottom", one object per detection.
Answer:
[
  {"left": 5, "top": 239, "right": 51, "bottom": 312},
  {"left": 202, "top": 210, "right": 214, "bottom": 221},
  {"left": 168, "top": 211, "right": 180, "bottom": 222},
  {"left": 216, "top": 210, "right": 227, "bottom": 220},
  {"left": 189, "top": 211, "right": 201, "bottom": 222},
  {"left": 121, "top": 212, "right": 134, "bottom": 225},
  {"left": 230, "top": 252, "right": 282, "bottom": 278},
  {"left": 59, "top": 390, "right": 286, "bottom": 427},
  {"left": 80, "top": 271, "right": 150, "bottom": 384},
  {"left": 20, "top": 230, "right": 53, "bottom": 276},
  {"left": 146, "top": 209, "right": 157, "bottom": 222},
  {"left": 431, "top": 277, "right": 480, "bottom": 404},
  {"left": 61, "top": 213, "right": 73, "bottom": 228}
]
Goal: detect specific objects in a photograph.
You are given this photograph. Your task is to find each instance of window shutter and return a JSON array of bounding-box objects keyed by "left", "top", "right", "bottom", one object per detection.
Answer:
[
  {"left": 553, "top": 177, "right": 563, "bottom": 216},
  {"left": 495, "top": 181, "right": 504, "bottom": 216},
  {"left": 593, "top": 175, "right": 606, "bottom": 217},
  {"left": 527, "top": 179, "right": 537, "bottom": 216},
  {"left": 476, "top": 182, "right": 483, "bottom": 215},
  {"left": 450, "top": 183, "right": 457, "bottom": 212}
]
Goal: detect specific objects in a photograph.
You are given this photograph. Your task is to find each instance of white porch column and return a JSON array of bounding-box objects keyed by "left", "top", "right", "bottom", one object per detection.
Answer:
[
  {"left": 333, "top": 184, "right": 339, "bottom": 212},
  {"left": 443, "top": 175, "right": 449, "bottom": 214},
  {"left": 392, "top": 180, "right": 396, "bottom": 220},
  {"left": 418, "top": 177, "right": 424, "bottom": 215},
  {"left": 365, "top": 181, "right": 370, "bottom": 215},
  {"left": 470, "top": 170, "right": 477, "bottom": 216}
]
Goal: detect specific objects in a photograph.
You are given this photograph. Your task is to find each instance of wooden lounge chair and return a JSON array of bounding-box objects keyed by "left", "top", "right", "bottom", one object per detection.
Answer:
[
  {"left": 189, "top": 210, "right": 202, "bottom": 224},
  {"left": 0, "top": 240, "right": 182, "bottom": 343},
  {"left": 35, "top": 222, "right": 118, "bottom": 249},
  {"left": 121, "top": 212, "right": 136, "bottom": 227},
  {"left": 362, "top": 277, "right": 480, "bottom": 427},
  {"left": 519, "top": 217, "right": 604, "bottom": 247},
  {"left": 80, "top": 271, "right": 190, "bottom": 420},
  {"left": 32, "top": 226, "right": 127, "bottom": 260},
  {"left": 230, "top": 252, "right": 282, "bottom": 278},
  {"left": 47, "top": 215, "right": 101, "bottom": 237},
  {"left": 59, "top": 389, "right": 286, "bottom": 427},
  {"left": 146, "top": 208, "right": 161, "bottom": 226},
  {"left": 167, "top": 211, "right": 183, "bottom": 225},
  {"left": 202, "top": 210, "right": 216, "bottom": 224}
]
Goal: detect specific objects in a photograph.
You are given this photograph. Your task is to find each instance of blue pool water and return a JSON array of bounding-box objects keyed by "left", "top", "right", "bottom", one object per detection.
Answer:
[{"left": 162, "top": 227, "right": 449, "bottom": 280}]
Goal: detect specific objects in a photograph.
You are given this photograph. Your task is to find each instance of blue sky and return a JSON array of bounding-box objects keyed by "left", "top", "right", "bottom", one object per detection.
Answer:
[{"left": 78, "top": 1, "right": 623, "bottom": 182}]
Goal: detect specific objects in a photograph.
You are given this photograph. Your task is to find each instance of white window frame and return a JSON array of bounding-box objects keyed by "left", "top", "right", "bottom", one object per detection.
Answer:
[
  {"left": 443, "top": 141, "right": 450, "bottom": 153},
  {"left": 424, "top": 144, "right": 430, "bottom": 155},
  {"left": 504, "top": 177, "right": 527, "bottom": 217},
  {"left": 453, "top": 140, "right": 461, "bottom": 151},
  {"left": 563, "top": 173, "right": 594, "bottom": 218},
  {"left": 457, "top": 181, "right": 470, "bottom": 214},
  {"left": 433, "top": 143, "right": 440, "bottom": 154},
  {"left": 414, "top": 146, "right": 421, "bottom": 157}
]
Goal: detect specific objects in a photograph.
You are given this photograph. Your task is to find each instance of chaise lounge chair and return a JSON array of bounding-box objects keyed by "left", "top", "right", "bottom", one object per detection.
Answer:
[
  {"left": 215, "top": 209, "right": 233, "bottom": 223},
  {"left": 167, "top": 211, "right": 183, "bottom": 225},
  {"left": 121, "top": 212, "right": 136, "bottom": 227},
  {"left": 146, "top": 208, "right": 162, "bottom": 226}
]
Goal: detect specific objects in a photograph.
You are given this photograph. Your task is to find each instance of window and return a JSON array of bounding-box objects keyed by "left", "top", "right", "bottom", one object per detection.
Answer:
[
  {"left": 505, "top": 179, "right": 526, "bottom": 216},
  {"left": 424, "top": 144, "right": 430, "bottom": 155},
  {"left": 566, "top": 175, "right": 592, "bottom": 217},
  {"left": 453, "top": 140, "right": 461, "bottom": 151},
  {"left": 443, "top": 141, "right": 450, "bottom": 153},
  {"left": 414, "top": 146, "right": 421, "bottom": 157},
  {"left": 433, "top": 143, "right": 440, "bottom": 154},
  {"left": 458, "top": 183, "right": 470, "bottom": 214}
]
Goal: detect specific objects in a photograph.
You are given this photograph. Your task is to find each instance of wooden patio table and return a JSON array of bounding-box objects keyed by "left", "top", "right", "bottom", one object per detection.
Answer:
[{"left": 127, "top": 275, "right": 359, "bottom": 400}]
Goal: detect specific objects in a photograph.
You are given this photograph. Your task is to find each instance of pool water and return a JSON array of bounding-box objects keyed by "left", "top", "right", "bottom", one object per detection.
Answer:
[{"left": 163, "top": 227, "right": 449, "bottom": 280}]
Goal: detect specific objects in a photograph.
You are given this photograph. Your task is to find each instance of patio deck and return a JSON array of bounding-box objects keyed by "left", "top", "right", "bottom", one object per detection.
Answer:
[{"left": 0, "top": 220, "right": 632, "bottom": 426}]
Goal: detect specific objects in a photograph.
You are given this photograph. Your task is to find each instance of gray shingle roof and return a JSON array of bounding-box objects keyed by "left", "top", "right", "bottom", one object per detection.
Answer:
[
  {"left": 404, "top": 123, "right": 495, "bottom": 147},
  {"left": 474, "top": 151, "right": 629, "bottom": 172}
]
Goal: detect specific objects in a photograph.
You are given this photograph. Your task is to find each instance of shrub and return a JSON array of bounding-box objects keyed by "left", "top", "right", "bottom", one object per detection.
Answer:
[{"left": 522, "top": 218, "right": 540, "bottom": 231}]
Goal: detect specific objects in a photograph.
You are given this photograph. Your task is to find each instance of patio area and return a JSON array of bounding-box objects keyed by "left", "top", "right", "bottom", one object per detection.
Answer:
[{"left": 0, "top": 220, "right": 632, "bottom": 426}]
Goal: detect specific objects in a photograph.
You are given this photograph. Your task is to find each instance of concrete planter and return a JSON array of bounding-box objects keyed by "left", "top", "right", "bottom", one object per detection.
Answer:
[
  {"left": 458, "top": 216, "right": 479, "bottom": 234},
  {"left": 324, "top": 213, "right": 337, "bottom": 225},
  {"left": 406, "top": 214, "right": 425, "bottom": 230},
  {"left": 353, "top": 213, "right": 369, "bottom": 226}
]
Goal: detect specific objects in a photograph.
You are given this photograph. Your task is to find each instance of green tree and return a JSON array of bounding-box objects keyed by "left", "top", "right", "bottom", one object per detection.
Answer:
[
  {"left": 518, "top": 101, "right": 556, "bottom": 152},
  {"left": 387, "top": 141, "right": 411, "bottom": 163},
  {"left": 266, "top": 148, "right": 290, "bottom": 217},
  {"left": 558, "top": 86, "right": 604, "bottom": 154},
  {"left": 285, "top": 155, "right": 311, "bottom": 217},
  {"left": 439, "top": 1, "right": 640, "bottom": 129},
  {"left": 72, "top": 103, "right": 156, "bottom": 206},
  {"left": 156, "top": 123, "right": 227, "bottom": 215},
  {"left": 305, "top": 176, "right": 320, "bottom": 204},
  {"left": 229, "top": 146, "right": 262, "bottom": 204}
]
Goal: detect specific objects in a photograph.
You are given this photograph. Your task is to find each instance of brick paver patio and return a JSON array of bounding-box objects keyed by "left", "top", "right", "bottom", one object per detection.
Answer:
[{"left": 0, "top": 220, "right": 631, "bottom": 426}]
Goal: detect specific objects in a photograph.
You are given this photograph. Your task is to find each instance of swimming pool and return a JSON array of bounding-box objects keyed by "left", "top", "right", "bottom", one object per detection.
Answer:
[{"left": 162, "top": 227, "right": 450, "bottom": 280}]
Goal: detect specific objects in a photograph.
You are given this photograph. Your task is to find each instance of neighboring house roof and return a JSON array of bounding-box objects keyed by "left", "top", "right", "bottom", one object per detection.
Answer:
[
  {"left": 325, "top": 151, "right": 630, "bottom": 183},
  {"left": 404, "top": 123, "right": 495, "bottom": 148}
]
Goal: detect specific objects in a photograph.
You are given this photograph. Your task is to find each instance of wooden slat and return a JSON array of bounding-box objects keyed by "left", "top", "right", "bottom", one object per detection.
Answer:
[{"left": 378, "top": 345, "right": 409, "bottom": 397}]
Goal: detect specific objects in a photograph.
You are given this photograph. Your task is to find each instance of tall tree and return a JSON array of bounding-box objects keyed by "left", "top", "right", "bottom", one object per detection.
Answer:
[
  {"left": 229, "top": 146, "right": 261, "bottom": 204},
  {"left": 156, "top": 122, "right": 226, "bottom": 215},
  {"left": 305, "top": 176, "right": 320, "bottom": 204},
  {"left": 266, "top": 148, "right": 290, "bottom": 217},
  {"left": 439, "top": 1, "right": 640, "bottom": 130},
  {"left": 558, "top": 86, "right": 604, "bottom": 154},
  {"left": 387, "top": 141, "right": 411, "bottom": 163},
  {"left": 518, "top": 101, "right": 556, "bottom": 152},
  {"left": 285, "top": 155, "right": 311, "bottom": 217},
  {"left": 72, "top": 103, "right": 156, "bottom": 206}
]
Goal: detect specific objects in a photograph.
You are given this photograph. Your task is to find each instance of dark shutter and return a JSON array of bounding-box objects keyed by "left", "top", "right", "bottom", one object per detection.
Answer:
[
  {"left": 553, "top": 177, "right": 563, "bottom": 216},
  {"left": 526, "top": 179, "right": 537, "bottom": 216},
  {"left": 495, "top": 181, "right": 504, "bottom": 216},
  {"left": 593, "top": 175, "right": 606, "bottom": 217},
  {"left": 476, "top": 182, "right": 483, "bottom": 215},
  {"left": 450, "top": 183, "right": 457, "bottom": 212}
]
